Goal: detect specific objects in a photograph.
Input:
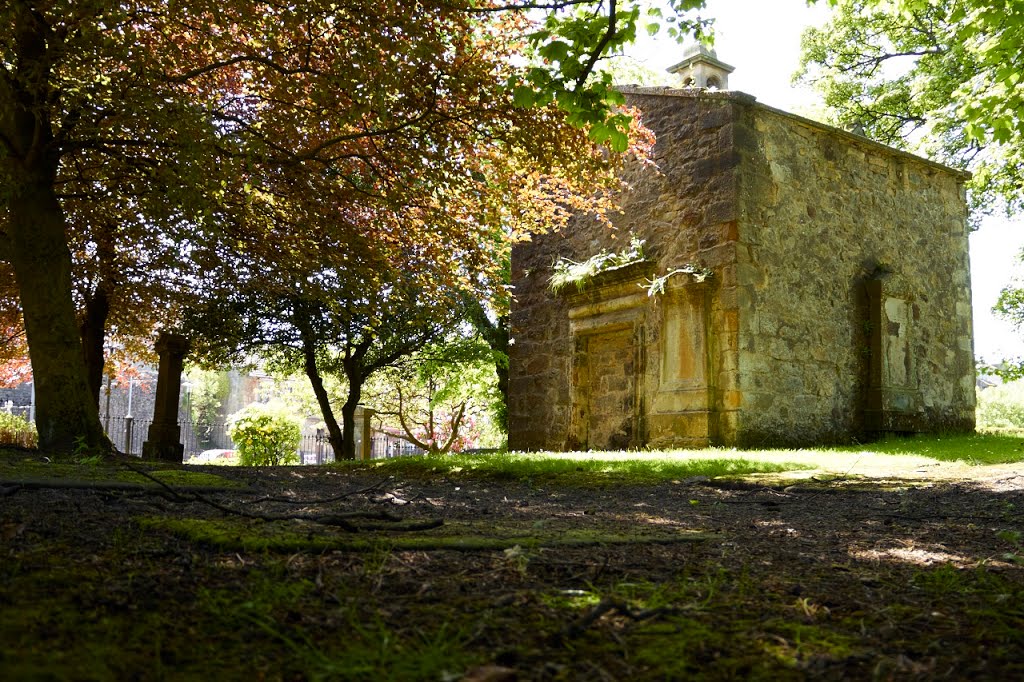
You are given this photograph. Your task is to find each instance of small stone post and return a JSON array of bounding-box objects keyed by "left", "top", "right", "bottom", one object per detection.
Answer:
[
  {"left": 353, "top": 406, "right": 375, "bottom": 461},
  {"left": 142, "top": 333, "right": 191, "bottom": 462}
]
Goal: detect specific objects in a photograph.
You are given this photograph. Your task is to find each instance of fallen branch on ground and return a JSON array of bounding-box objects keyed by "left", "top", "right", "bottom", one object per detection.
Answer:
[
  {"left": 562, "top": 596, "right": 680, "bottom": 639},
  {"left": 241, "top": 477, "right": 394, "bottom": 505},
  {"left": 121, "top": 462, "right": 443, "bottom": 533}
]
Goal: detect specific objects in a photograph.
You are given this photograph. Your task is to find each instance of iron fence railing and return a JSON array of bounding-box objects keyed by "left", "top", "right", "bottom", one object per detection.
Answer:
[
  {"left": 296, "top": 433, "right": 426, "bottom": 463},
  {"left": 103, "top": 416, "right": 148, "bottom": 455},
  {"left": 7, "top": 408, "right": 431, "bottom": 463}
]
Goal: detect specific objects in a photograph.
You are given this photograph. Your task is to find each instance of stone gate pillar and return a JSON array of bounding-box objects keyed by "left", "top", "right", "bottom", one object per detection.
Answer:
[
  {"left": 142, "top": 333, "right": 191, "bottom": 462},
  {"left": 353, "top": 406, "right": 375, "bottom": 461}
]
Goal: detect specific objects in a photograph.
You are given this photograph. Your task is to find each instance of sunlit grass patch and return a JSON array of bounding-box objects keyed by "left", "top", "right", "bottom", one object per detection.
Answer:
[
  {"left": 334, "top": 451, "right": 812, "bottom": 486},
  {"left": 833, "top": 432, "right": 1024, "bottom": 465}
]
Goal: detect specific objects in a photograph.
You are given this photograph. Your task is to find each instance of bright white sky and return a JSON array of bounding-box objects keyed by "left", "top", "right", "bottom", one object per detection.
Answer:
[{"left": 622, "top": 0, "right": 1024, "bottom": 363}]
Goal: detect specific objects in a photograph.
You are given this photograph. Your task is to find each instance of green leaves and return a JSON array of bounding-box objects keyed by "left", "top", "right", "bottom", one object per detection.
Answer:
[
  {"left": 509, "top": 0, "right": 709, "bottom": 143},
  {"left": 228, "top": 401, "right": 302, "bottom": 466}
]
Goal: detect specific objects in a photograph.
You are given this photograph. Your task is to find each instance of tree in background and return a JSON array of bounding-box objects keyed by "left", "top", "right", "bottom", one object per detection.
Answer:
[
  {"left": 191, "top": 259, "right": 461, "bottom": 461},
  {"left": 369, "top": 336, "right": 504, "bottom": 454},
  {"left": 1, "top": 0, "right": 708, "bottom": 452},
  {"left": 0, "top": 267, "right": 29, "bottom": 388},
  {"left": 976, "top": 380, "right": 1024, "bottom": 430},
  {"left": 799, "top": 0, "right": 1024, "bottom": 370},
  {"left": 183, "top": 368, "right": 231, "bottom": 451},
  {"left": 0, "top": 1, "right": 241, "bottom": 450},
  {"left": 180, "top": 1, "right": 664, "bottom": 460}
]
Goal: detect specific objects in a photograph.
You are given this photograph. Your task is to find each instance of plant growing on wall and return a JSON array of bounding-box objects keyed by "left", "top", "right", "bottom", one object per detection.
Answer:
[
  {"left": 549, "top": 235, "right": 647, "bottom": 293},
  {"left": 227, "top": 402, "right": 301, "bottom": 467},
  {"left": 643, "top": 265, "right": 713, "bottom": 296}
]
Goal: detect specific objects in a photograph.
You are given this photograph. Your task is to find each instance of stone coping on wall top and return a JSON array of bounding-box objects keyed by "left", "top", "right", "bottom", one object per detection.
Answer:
[
  {"left": 615, "top": 85, "right": 754, "bottom": 104},
  {"left": 558, "top": 259, "right": 655, "bottom": 302},
  {"left": 614, "top": 85, "right": 972, "bottom": 182}
]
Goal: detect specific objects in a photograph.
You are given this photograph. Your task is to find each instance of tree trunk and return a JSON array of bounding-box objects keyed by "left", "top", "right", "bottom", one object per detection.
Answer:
[
  {"left": 494, "top": 360, "right": 509, "bottom": 430},
  {"left": 339, "top": 384, "right": 361, "bottom": 461},
  {"left": 3, "top": 4, "right": 107, "bottom": 452},
  {"left": 80, "top": 285, "right": 111, "bottom": 407},
  {"left": 298, "top": 330, "right": 345, "bottom": 462},
  {"left": 8, "top": 181, "right": 108, "bottom": 452}
]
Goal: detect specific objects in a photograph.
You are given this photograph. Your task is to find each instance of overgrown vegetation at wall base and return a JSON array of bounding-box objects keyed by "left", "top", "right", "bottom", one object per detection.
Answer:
[{"left": 336, "top": 451, "right": 812, "bottom": 487}]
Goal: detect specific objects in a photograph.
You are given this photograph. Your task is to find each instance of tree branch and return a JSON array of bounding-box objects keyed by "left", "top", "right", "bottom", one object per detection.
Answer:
[{"left": 574, "top": 0, "right": 617, "bottom": 90}]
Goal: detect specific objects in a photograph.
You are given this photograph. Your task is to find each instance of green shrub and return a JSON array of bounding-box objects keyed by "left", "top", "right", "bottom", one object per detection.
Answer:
[
  {"left": 227, "top": 401, "right": 301, "bottom": 466},
  {"left": 977, "top": 381, "right": 1024, "bottom": 430},
  {"left": 0, "top": 412, "right": 37, "bottom": 448}
]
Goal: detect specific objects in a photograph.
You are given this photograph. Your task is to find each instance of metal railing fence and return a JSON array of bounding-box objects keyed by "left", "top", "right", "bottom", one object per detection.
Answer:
[{"left": 6, "top": 407, "right": 430, "bottom": 463}]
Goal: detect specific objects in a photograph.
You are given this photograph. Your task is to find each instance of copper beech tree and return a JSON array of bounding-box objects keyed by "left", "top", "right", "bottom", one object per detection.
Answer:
[
  {"left": 183, "top": 4, "right": 662, "bottom": 460},
  {"left": 0, "top": 0, "right": 705, "bottom": 452}
]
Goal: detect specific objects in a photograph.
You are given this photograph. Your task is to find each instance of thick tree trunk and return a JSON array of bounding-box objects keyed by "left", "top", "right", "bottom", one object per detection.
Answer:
[
  {"left": 80, "top": 286, "right": 111, "bottom": 407},
  {"left": 4, "top": 3, "right": 107, "bottom": 452},
  {"left": 8, "top": 181, "right": 108, "bottom": 452},
  {"left": 494, "top": 360, "right": 509, "bottom": 430}
]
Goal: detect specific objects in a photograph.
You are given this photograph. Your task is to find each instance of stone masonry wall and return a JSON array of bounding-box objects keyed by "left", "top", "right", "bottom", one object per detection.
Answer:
[
  {"left": 732, "top": 104, "right": 975, "bottom": 445},
  {"left": 509, "top": 89, "right": 974, "bottom": 451},
  {"left": 509, "top": 90, "right": 744, "bottom": 451}
]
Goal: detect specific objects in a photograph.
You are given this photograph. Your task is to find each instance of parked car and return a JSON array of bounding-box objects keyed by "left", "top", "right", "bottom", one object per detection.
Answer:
[{"left": 187, "top": 449, "right": 238, "bottom": 466}]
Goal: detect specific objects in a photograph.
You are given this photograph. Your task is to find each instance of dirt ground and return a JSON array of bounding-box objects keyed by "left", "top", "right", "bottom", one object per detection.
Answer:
[{"left": 3, "top": 450, "right": 1024, "bottom": 680}]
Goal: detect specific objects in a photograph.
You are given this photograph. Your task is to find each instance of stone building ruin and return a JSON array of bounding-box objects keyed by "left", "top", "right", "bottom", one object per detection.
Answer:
[{"left": 508, "top": 55, "right": 976, "bottom": 451}]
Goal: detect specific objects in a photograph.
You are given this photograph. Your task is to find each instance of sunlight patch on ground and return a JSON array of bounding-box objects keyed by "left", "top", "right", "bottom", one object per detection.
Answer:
[
  {"left": 537, "top": 449, "right": 942, "bottom": 479},
  {"left": 848, "top": 544, "right": 971, "bottom": 567},
  {"left": 532, "top": 446, "right": 1024, "bottom": 484}
]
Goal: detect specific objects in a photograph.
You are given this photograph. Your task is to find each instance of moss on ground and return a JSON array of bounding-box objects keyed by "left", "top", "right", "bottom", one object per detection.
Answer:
[
  {"left": 140, "top": 516, "right": 717, "bottom": 553},
  {"left": 6, "top": 438, "right": 1024, "bottom": 679},
  {"left": 0, "top": 451, "right": 243, "bottom": 489}
]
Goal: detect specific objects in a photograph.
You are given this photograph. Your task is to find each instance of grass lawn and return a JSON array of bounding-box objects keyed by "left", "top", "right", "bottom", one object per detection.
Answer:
[{"left": 327, "top": 430, "right": 1024, "bottom": 486}]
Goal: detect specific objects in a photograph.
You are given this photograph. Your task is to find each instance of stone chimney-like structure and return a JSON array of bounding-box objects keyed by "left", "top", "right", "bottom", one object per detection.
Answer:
[{"left": 667, "top": 44, "right": 734, "bottom": 90}]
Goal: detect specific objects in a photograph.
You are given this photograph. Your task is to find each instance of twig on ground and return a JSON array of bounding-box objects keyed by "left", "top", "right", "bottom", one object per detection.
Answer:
[
  {"left": 242, "top": 477, "right": 394, "bottom": 505},
  {"left": 562, "top": 596, "right": 678, "bottom": 639},
  {"left": 119, "top": 461, "right": 442, "bottom": 533}
]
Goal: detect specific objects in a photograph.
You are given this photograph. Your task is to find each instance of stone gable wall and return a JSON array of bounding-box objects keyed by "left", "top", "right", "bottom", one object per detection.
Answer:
[{"left": 732, "top": 105, "right": 975, "bottom": 445}]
